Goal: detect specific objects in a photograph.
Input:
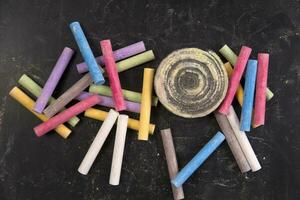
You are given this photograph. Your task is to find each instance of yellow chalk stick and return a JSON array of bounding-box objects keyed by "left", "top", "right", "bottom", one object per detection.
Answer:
[
  {"left": 138, "top": 68, "right": 155, "bottom": 140},
  {"left": 84, "top": 108, "right": 155, "bottom": 134},
  {"left": 224, "top": 62, "right": 244, "bottom": 106},
  {"left": 9, "top": 87, "right": 71, "bottom": 139}
]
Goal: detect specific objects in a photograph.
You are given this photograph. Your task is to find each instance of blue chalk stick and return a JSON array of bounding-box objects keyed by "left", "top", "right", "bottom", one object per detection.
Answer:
[
  {"left": 171, "top": 131, "right": 225, "bottom": 187},
  {"left": 240, "top": 59, "right": 258, "bottom": 131},
  {"left": 70, "top": 22, "right": 105, "bottom": 85}
]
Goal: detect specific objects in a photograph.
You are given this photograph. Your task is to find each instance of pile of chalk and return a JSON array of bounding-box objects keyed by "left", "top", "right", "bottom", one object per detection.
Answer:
[
  {"left": 9, "top": 21, "right": 157, "bottom": 186},
  {"left": 8, "top": 21, "right": 272, "bottom": 199}
]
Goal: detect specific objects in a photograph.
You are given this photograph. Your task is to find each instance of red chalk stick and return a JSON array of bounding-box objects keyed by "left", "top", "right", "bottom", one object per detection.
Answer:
[
  {"left": 253, "top": 53, "right": 269, "bottom": 127},
  {"left": 100, "top": 40, "right": 126, "bottom": 111},
  {"left": 34, "top": 95, "right": 101, "bottom": 137},
  {"left": 218, "top": 46, "right": 252, "bottom": 115}
]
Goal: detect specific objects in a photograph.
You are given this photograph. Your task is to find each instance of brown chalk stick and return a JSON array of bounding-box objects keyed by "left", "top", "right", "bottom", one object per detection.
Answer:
[
  {"left": 161, "top": 129, "right": 184, "bottom": 200},
  {"left": 44, "top": 73, "right": 92, "bottom": 118},
  {"left": 214, "top": 112, "right": 251, "bottom": 173}
]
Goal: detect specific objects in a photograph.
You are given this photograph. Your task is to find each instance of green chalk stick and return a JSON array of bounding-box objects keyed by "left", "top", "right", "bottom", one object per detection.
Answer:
[
  {"left": 219, "top": 44, "right": 274, "bottom": 101},
  {"left": 89, "top": 85, "right": 158, "bottom": 106},
  {"left": 115, "top": 50, "right": 155, "bottom": 73},
  {"left": 219, "top": 44, "right": 238, "bottom": 66},
  {"left": 18, "top": 74, "right": 80, "bottom": 127}
]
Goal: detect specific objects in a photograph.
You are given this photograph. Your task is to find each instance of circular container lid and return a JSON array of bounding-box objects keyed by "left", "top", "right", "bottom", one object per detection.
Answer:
[{"left": 154, "top": 48, "right": 228, "bottom": 118}]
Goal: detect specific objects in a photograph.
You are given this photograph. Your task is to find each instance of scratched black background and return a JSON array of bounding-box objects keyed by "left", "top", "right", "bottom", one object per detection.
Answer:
[{"left": 0, "top": 0, "right": 300, "bottom": 199}]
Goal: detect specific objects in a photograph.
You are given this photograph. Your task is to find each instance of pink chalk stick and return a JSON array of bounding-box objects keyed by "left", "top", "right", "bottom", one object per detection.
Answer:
[
  {"left": 218, "top": 46, "right": 252, "bottom": 115},
  {"left": 253, "top": 53, "right": 269, "bottom": 127},
  {"left": 34, "top": 95, "right": 101, "bottom": 137},
  {"left": 100, "top": 40, "right": 126, "bottom": 111}
]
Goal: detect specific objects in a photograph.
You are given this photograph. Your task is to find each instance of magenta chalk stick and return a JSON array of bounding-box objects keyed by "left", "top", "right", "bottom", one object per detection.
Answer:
[
  {"left": 253, "top": 53, "right": 269, "bottom": 127},
  {"left": 76, "top": 41, "right": 146, "bottom": 73},
  {"left": 100, "top": 40, "right": 126, "bottom": 111},
  {"left": 76, "top": 92, "right": 140, "bottom": 113},
  {"left": 34, "top": 95, "right": 101, "bottom": 137},
  {"left": 34, "top": 47, "right": 74, "bottom": 113},
  {"left": 218, "top": 46, "right": 252, "bottom": 115}
]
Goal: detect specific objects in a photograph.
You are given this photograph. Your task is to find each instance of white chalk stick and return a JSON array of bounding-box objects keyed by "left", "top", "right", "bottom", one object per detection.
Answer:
[
  {"left": 227, "top": 106, "right": 262, "bottom": 172},
  {"left": 109, "top": 114, "right": 129, "bottom": 185},
  {"left": 78, "top": 109, "right": 119, "bottom": 175}
]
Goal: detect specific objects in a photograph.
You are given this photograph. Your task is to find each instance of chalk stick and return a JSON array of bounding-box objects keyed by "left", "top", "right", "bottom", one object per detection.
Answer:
[
  {"left": 223, "top": 62, "right": 244, "bottom": 106},
  {"left": 44, "top": 73, "right": 92, "bottom": 118},
  {"left": 76, "top": 92, "right": 140, "bottom": 113},
  {"left": 138, "top": 68, "right": 154, "bottom": 141},
  {"left": 227, "top": 106, "right": 261, "bottom": 172},
  {"left": 214, "top": 112, "right": 251, "bottom": 173},
  {"left": 84, "top": 108, "right": 155, "bottom": 134},
  {"left": 34, "top": 47, "right": 74, "bottom": 113},
  {"left": 18, "top": 74, "right": 80, "bottom": 127},
  {"left": 34, "top": 95, "right": 101, "bottom": 137},
  {"left": 218, "top": 46, "right": 252, "bottom": 115},
  {"left": 114, "top": 50, "right": 155, "bottom": 73},
  {"left": 100, "top": 40, "right": 126, "bottom": 111},
  {"left": 89, "top": 84, "right": 159, "bottom": 106},
  {"left": 253, "top": 53, "right": 269, "bottom": 127},
  {"left": 219, "top": 44, "right": 273, "bottom": 100},
  {"left": 78, "top": 109, "right": 119, "bottom": 175},
  {"left": 70, "top": 21, "right": 105, "bottom": 85},
  {"left": 109, "top": 114, "right": 129, "bottom": 185},
  {"left": 76, "top": 41, "right": 147, "bottom": 73},
  {"left": 9, "top": 87, "right": 71, "bottom": 138},
  {"left": 240, "top": 60, "right": 258, "bottom": 131},
  {"left": 219, "top": 44, "right": 238, "bottom": 67},
  {"left": 161, "top": 129, "right": 185, "bottom": 200},
  {"left": 78, "top": 50, "right": 155, "bottom": 74},
  {"left": 171, "top": 132, "right": 225, "bottom": 187}
]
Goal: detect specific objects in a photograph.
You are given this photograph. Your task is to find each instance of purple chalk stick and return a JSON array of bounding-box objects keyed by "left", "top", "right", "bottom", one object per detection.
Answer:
[
  {"left": 34, "top": 47, "right": 74, "bottom": 113},
  {"left": 76, "top": 92, "right": 141, "bottom": 113},
  {"left": 76, "top": 41, "right": 146, "bottom": 74}
]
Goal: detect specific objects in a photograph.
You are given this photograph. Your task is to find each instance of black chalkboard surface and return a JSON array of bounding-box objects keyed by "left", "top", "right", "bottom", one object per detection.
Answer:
[{"left": 0, "top": 0, "right": 300, "bottom": 199}]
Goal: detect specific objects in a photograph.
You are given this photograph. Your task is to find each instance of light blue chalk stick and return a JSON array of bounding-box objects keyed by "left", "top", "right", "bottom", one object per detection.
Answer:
[
  {"left": 240, "top": 59, "right": 258, "bottom": 132},
  {"left": 171, "top": 131, "right": 225, "bottom": 187},
  {"left": 70, "top": 22, "right": 105, "bottom": 85}
]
